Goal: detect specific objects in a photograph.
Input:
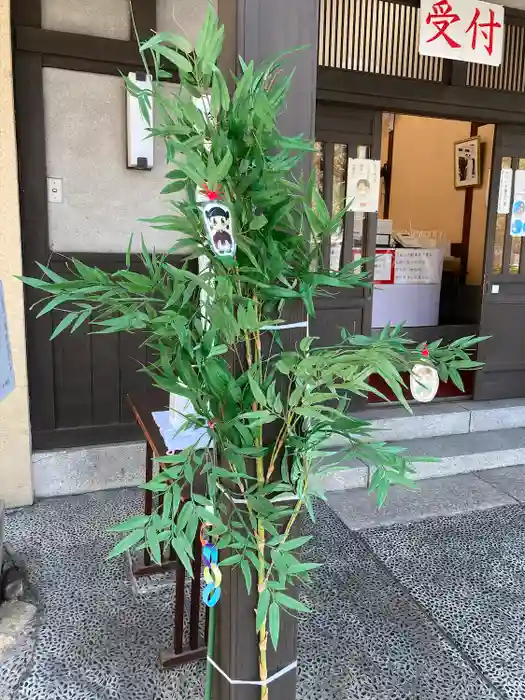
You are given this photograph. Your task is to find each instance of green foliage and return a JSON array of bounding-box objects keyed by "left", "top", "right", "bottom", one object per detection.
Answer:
[{"left": 21, "top": 6, "right": 484, "bottom": 656}]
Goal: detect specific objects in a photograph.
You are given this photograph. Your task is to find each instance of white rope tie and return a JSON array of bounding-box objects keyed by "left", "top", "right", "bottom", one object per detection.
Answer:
[{"left": 207, "top": 657, "right": 297, "bottom": 686}]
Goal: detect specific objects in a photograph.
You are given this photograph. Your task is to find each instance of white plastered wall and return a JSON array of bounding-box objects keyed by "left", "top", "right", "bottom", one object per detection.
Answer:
[
  {"left": 0, "top": 0, "right": 33, "bottom": 507},
  {"left": 43, "top": 0, "right": 217, "bottom": 254}
]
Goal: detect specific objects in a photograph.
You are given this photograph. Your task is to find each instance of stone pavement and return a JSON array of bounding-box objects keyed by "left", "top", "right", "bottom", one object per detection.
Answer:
[{"left": 2, "top": 468, "right": 525, "bottom": 699}]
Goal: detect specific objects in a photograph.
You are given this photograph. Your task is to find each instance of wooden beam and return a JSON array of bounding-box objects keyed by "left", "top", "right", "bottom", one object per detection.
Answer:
[
  {"left": 19, "top": 27, "right": 180, "bottom": 80},
  {"left": 15, "top": 27, "right": 142, "bottom": 67},
  {"left": 42, "top": 54, "right": 144, "bottom": 77},
  {"left": 383, "top": 116, "right": 395, "bottom": 219},
  {"left": 11, "top": 0, "right": 41, "bottom": 27},
  {"left": 460, "top": 123, "right": 480, "bottom": 278},
  {"left": 42, "top": 55, "right": 145, "bottom": 77},
  {"left": 13, "top": 51, "right": 56, "bottom": 433},
  {"left": 129, "top": 0, "right": 157, "bottom": 41},
  {"left": 318, "top": 67, "right": 525, "bottom": 125},
  {"left": 213, "top": 2, "right": 319, "bottom": 699},
  {"left": 442, "top": 60, "right": 468, "bottom": 87}
]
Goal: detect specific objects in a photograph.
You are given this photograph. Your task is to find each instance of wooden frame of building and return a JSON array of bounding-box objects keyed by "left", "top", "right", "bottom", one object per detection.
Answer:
[{"left": 13, "top": 0, "right": 525, "bottom": 444}]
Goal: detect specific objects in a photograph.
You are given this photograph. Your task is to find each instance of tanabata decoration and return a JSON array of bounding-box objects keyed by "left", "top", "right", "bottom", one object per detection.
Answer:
[
  {"left": 201, "top": 534, "right": 222, "bottom": 608},
  {"left": 199, "top": 184, "right": 236, "bottom": 260},
  {"left": 19, "top": 10, "right": 485, "bottom": 698},
  {"left": 410, "top": 344, "right": 440, "bottom": 403}
]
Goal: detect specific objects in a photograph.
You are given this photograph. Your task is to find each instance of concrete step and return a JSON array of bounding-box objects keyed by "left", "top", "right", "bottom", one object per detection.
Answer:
[
  {"left": 325, "top": 398, "right": 525, "bottom": 446},
  {"left": 32, "top": 442, "right": 144, "bottom": 498},
  {"left": 328, "top": 472, "right": 516, "bottom": 531},
  {"left": 321, "top": 426, "right": 525, "bottom": 492},
  {"left": 32, "top": 399, "right": 525, "bottom": 498}
]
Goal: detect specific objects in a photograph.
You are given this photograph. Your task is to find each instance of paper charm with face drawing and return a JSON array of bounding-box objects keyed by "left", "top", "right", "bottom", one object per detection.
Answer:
[
  {"left": 410, "top": 344, "right": 439, "bottom": 403},
  {"left": 201, "top": 201, "right": 236, "bottom": 259}
]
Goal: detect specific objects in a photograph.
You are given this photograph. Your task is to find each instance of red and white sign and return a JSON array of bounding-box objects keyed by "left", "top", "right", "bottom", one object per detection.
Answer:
[
  {"left": 375, "top": 249, "right": 396, "bottom": 284},
  {"left": 419, "top": 0, "right": 504, "bottom": 66}
]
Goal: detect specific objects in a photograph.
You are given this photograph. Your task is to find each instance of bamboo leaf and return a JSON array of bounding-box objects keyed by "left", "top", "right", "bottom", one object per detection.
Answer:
[
  {"left": 161, "top": 180, "right": 186, "bottom": 195},
  {"left": 140, "top": 32, "right": 193, "bottom": 56},
  {"left": 240, "top": 559, "right": 252, "bottom": 593},
  {"left": 108, "top": 515, "right": 150, "bottom": 533},
  {"left": 50, "top": 313, "right": 77, "bottom": 340},
  {"left": 269, "top": 602, "right": 280, "bottom": 650},
  {"left": 220, "top": 554, "right": 242, "bottom": 567},
  {"left": 171, "top": 537, "right": 194, "bottom": 577},
  {"left": 274, "top": 593, "right": 311, "bottom": 614},
  {"left": 146, "top": 527, "right": 162, "bottom": 564},
  {"left": 152, "top": 45, "right": 193, "bottom": 74},
  {"left": 279, "top": 535, "right": 312, "bottom": 552},
  {"left": 108, "top": 529, "right": 144, "bottom": 560},
  {"left": 247, "top": 372, "right": 267, "bottom": 407},
  {"left": 215, "top": 150, "right": 233, "bottom": 183},
  {"left": 256, "top": 588, "right": 271, "bottom": 632}
]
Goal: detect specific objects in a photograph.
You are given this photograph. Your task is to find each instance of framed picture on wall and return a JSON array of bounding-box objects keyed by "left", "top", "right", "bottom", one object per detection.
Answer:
[{"left": 454, "top": 136, "right": 481, "bottom": 188}]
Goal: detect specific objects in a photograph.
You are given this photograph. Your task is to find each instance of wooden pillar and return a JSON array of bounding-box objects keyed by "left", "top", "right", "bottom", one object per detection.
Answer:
[
  {"left": 219, "top": 0, "right": 320, "bottom": 153},
  {"left": 213, "top": 1, "right": 319, "bottom": 699}
]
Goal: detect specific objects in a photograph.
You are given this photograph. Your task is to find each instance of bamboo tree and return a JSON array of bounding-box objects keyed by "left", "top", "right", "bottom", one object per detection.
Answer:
[{"left": 21, "top": 8, "right": 484, "bottom": 699}]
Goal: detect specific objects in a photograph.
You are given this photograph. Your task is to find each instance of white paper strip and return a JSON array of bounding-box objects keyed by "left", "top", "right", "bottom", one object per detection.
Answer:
[
  {"left": 207, "top": 657, "right": 297, "bottom": 687},
  {"left": 498, "top": 168, "right": 512, "bottom": 214}
]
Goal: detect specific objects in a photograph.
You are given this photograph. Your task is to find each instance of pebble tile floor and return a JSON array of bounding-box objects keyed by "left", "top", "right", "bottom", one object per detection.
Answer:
[{"left": 1, "top": 487, "right": 524, "bottom": 699}]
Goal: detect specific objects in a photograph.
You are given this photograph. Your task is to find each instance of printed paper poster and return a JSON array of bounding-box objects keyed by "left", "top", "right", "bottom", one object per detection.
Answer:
[
  {"left": 347, "top": 159, "right": 381, "bottom": 213},
  {"left": 511, "top": 170, "right": 525, "bottom": 237},
  {"left": 497, "top": 168, "right": 512, "bottom": 214}
]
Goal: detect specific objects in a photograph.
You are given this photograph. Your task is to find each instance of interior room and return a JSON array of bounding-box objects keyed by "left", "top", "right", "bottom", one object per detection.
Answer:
[{"left": 373, "top": 112, "right": 494, "bottom": 334}]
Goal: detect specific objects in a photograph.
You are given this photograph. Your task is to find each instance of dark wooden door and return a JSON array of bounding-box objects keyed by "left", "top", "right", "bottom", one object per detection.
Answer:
[
  {"left": 476, "top": 125, "right": 525, "bottom": 400},
  {"left": 311, "top": 103, "right": 382, "bottom": 345},
  {"left": 13, "top": 1, "right": 171, "bottom": 450}
]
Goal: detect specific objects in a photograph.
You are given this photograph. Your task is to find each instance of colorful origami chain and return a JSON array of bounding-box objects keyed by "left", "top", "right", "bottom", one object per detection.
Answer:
[{"left": 202, "top": 537, "right": 222, "bottom": 608}]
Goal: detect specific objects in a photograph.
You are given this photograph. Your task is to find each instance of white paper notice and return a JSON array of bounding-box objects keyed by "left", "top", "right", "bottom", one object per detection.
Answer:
[
  {"left": 374, "top": 251, "right": 394, "bottom": 283},
  {"left": 419, "top": 0, "right": 504, "bottom": 67},
  {"left": 0, "top": 281, "right": 15, "bottom": 403},
  {"left": 347, "top": 159, "right": 381, "bottom": 213},
  {"left": 498, "top": 168, "right": 513, "bottom": 214},
  {"left": 511, "top": 170, "right": 525, "bottom": 236},
  {"left": 394, "top": 249, "right": 444, "bottom": 284}
]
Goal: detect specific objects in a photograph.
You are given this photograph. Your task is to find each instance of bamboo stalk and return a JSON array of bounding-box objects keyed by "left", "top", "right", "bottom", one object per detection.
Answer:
[{"left": 256, "top": 452, "right": 269, "bottom": 700}]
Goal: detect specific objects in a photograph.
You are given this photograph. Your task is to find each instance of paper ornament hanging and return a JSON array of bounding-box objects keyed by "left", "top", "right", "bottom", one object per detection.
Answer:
[
  {"left": 201, "top": 200, "right": 236, "bottom": 259},
  {"left": 410, "top": 344, "right": 439, "bottom": 403},
  {"left": 202, "top": 541, "right": 222, "bottom": 608}
]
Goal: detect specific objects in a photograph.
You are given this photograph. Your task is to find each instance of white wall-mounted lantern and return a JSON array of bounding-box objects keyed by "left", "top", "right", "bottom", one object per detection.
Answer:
[{"left": 126, "top": 71, "right": 154, "bottom": 171}]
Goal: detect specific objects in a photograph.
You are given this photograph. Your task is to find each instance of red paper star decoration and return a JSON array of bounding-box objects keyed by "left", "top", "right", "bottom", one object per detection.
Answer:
[{"left": 200, "top": 184, "right": 222, "bottom": 201}]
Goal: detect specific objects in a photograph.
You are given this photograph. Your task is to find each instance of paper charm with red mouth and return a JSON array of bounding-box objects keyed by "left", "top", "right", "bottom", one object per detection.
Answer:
[{"left": 202, "top": 202, "right": 236, "bottom": 259}]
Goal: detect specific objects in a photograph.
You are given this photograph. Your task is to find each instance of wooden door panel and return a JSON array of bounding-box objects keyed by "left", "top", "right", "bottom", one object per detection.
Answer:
[
  {"left": 13, "top": 2, "right": 183, "bottom": 450},
  {"left": 310, "top": 309, "right": 362, "bottom": 346},
  {"left": 313, "top": 103, "right": 382, "bottom": 346},
  {"left": 476, "top": 125, "right": 525, "bottom": 400},
  {"left": 28, "top": 254, "right": 178, "bottom": 450}
]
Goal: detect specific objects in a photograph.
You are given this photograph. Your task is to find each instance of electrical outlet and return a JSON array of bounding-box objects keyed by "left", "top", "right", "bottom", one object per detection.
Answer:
[{"left": 47, "top": 178, "right": 63, "bottom": 204}]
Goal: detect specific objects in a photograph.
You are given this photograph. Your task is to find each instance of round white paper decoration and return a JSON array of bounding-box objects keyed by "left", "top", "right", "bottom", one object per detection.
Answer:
[{"left": 410, "top": 363, "right": 440, "bottom": 403}]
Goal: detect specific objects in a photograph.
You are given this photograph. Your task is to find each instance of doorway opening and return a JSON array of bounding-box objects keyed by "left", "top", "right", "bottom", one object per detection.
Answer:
[{"left": 369, "top": 113, "right": 495, "bottom": 402}]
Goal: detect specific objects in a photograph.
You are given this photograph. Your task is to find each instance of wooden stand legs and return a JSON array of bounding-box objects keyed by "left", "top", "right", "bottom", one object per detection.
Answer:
[{"left": 133, "top": 441, "right": 208, "bottom": 667}]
